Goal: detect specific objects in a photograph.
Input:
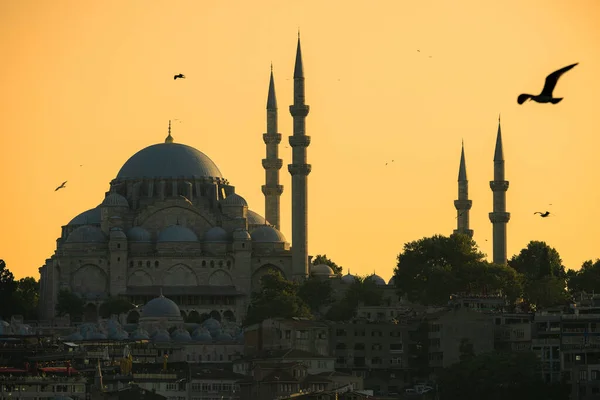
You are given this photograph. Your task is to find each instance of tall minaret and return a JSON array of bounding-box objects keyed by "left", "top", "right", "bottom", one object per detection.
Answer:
[
  {"left": 261, "top": 64, "right": 284, "bottom": 230},
  {"left": 288, "top": 33, "right": 311, "bottom": 280},
  {"left": 453, "top": 140, "right": 473, "bottom": 237},
  {"left": 488, "top": 116, "right": 510, "bottom": 265}
]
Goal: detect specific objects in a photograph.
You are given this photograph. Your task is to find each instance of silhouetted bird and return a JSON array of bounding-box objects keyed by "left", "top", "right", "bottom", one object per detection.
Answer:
[
  {"left": 534, "top": 211, "right": 551, "bottom": 218},
  {"left": 174, "top": 74, "right": 186, "bottom": 80},
  {"left": 517, "top": 63, "right": 578, "bottom": 105},
  {"left": 55, "top": 181, "right": 67, "bottom": 191}
]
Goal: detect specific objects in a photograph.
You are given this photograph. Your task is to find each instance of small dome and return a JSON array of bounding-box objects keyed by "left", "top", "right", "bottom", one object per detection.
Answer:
[
  {"left": 157, "top": 225, "right": 199, "bottom": 243},
  {"left": 141, "top": 295, "right": 181, "bottom": 319},
  {"left": 131, "top": 328, "right": 150, "bottom": 340},
  {"left": 110, "top": 228, "right": 127, "bottom": 240},
  {"left": 232, "top": 228, "right": 251, "bottom": 241},
  {"left": 203, "top": 226, "right": 229, "bottom": 243},
  {"left": 192, "top": 327, "right": 213, "bottom": 342},
  {"left": 247, "top": 210, "right": 270, "bottom": 226},
  {"left": 220, "top": 193, "right": 248, "bottom": 207},
  {"left": 152, "top": 329, "right": 171, "bottom": 342},
  {"left": 102, "top": 192, "right": 129, "bottom": 207},
  {"left": 108, "top": 329, "right": 129, "bottom": 340},
  {"left": 127, "top": 226, "right": 152, "bottom": 242},
  {"left": 66, "top": 225, "right": 107, "bottom": 244},
  {"left": 86, "top": 331, "right": 107, "bottom": 340},
  {"left": 68, "top": 207, "right": 101, "bottom": 226},
  {"left": 341, "top": 273, "right": 356, "bottom": 284},
  {"left": 250, "top": 226, "right": 286, "bottom": 243},
  {"left": 366, "top": 274, "right": 386, "bottom": 286},
  {"left": 216, "top": 331, "right": 233, "bottom": 341},
  {"left": 171, "top": 328, "right": 192, "bottom": 342},
  {"left": 65, "top": 332, "right": 84, "bottom": 341},
  {"left": 388, "top": 276, "right": 396, "bottom": 285},
  {"left": 202, "top": 317, "right": 221, "bottom": 331},
  {"left": 311, "top": 264, "right": 334, "bottom": 276}
]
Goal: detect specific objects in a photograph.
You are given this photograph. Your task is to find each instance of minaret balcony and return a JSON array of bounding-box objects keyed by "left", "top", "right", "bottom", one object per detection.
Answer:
[
  {"left": 489, "top": 212, "right": 511, "bottom": 223},
  {"left": 289, "top": 136, "right": 311, "bottom": 147},
  {"left": 289, "top": 104, "right": 310, "bottom": 117},
  {"left": 489, "top": 181, "right": 509, "bottom": 191},
  {"left": 261, "top": 185, "right": 284, "bottom": 196},
  {"left": 263, "top": 133, "right": 282, "bottom": 144},
  {"left": 262, "top": 159, "right": 283, "bottom": 170},
  {"left": 288, "top": 164, "right": 312, "bottom": 176},
  {"left": 454, "top": 199, "right": 472, "bottom": 210}
]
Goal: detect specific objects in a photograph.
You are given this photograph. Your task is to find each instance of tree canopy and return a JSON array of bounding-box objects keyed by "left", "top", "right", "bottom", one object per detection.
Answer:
[
  {"left": 438, "top": 351, "right": 569, "bottom": 400},
  {"left": 243, "top": 270, "right": 312, "bottom": 326},
  {"left": 393, "top": 234, "right": 520, "bottom": 305},
  {"left": 325, "top": 275, "right": 385, "bottom": 321},
  {"left": 99, "top": 297, "right": 136, "bottom": 318},
  {"left": 297, "top": 276, "right": 334, "bottom": 314},
  {"left": 11, "top": 277, "right": 39, "bottom": 320},
  {"left": 312, "top": 254, "right": 343, "bottom": 275},
  {"left": 509, "top": 241, "right": 569, "bottom": 310},
  {"left": 567, "top": 259, "right": 600, "bottom": 294},
  {"left": 55, "top": 289, "right": 85, "bottom": 320},
  {"left": 0, "top": 260, "right": 17, "bottom": 319}
]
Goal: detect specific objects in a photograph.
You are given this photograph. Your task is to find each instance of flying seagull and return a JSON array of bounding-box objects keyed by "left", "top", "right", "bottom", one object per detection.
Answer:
[
  {"left": 174, "top": 73, "right": 186, "bottom": 80},
  {"left": 179, "top": 195, "right": 193, "bottom": 206},
  {"left": 55, "top": 181, "right": 67, "bottom": 191},
  {"left": 534, "top": 211, "right": 551, "bottom": 218},
  {"left": 517, "top": 63, "right": 578, "bottom": 105}
]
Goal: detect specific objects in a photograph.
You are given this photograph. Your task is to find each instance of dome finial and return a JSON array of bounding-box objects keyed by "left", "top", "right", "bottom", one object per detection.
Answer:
[
  {"left": 165, "top": 120, "right": 174, "bottom": 143},
  {"left": 159, "top": 287, "right": 164, "bottom": 297}
]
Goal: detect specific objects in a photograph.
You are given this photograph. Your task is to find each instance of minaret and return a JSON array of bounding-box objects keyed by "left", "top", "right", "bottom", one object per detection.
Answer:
[
  {"left": 288, "top": 33, "right": 311, "bottom": 280},
  {"left": 488, "top": 116, "right": 510, "bottom": 265},
  {"left": 261, "top": 64, "right": 284, "bottom": 230},
  {"left": 453, "top": 140, "right": 473, "bottom": 237}
]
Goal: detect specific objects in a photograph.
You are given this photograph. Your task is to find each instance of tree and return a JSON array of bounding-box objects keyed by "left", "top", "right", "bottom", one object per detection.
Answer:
[
  {"left": 0, "top": 260, "right": 17, "bottom": 320},
  {"left": 11, "top": 277, "right": 39, "bottom": 320},
  {"left": 325, "top": 275, "right": 384, "bottom": 321},
  {"left": 438, "top": 351, "right": 569, "bottom": 400},
  {"left": 509, "top": 241, "right": 568, "bottom": 309},
  {"left": 509, "top": 241, "right": 566, "bottom": 280},
  {"left": 243, "top": 270, "right": 312, "bottom": 326},
  {"left": 99, "top": 297, "right": 135, "bottom": 318},
  {"left": 55, "top": 289, "right": 85, "bottom": 320},
  {"left": 566, "top": 259, "right": 600, "bottom": 294},
  {"left": 393, "top": 234, "right": 487, "bottom": 305},
  {"left": 297, "top": 277, "right": 334, "bottom": 313},
  {"left": 312, "top": 254, "right": 343, "bottom": 275}
]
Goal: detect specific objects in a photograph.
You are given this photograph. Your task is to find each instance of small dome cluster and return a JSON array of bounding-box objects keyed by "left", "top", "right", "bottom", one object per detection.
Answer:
[
  {"left": 340, "top": 272, "right": 393, "bottom": 286},
  {"left": 0, "top": 320, "right": 34, "bottom": 336}
]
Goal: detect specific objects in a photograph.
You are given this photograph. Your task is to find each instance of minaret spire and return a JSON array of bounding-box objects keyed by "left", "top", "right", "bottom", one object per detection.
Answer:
[
  {"left": 489, "top": 116, "right": 510, "bottom": 265},
  {"left": 288, "top": 35, "right": 311, "bottom": 280},
  {"left": 261, "top": 65, "right": 284, "bottom": 230},
  {"left": 454, "top": 141, "right": 473, "bottom": 237},
  {"left": 165, "top": 120, "right": 174, "bottom": 143}
]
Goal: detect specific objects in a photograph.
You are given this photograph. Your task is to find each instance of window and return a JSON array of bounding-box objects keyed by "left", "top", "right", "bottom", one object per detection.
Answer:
[
  {"left": 354, "top": 330, "right": 365, "bottom": 337},
  {"left": 354, "top": 343, "right": 365, "bottom": 350},
  {"left": 372, "top": 344, "right": 382, "bottom": 351},
  {"left": 336, "top": 343, "right": 346, "bottom": 350},
  {"left": 336, "top": 329, "right": 346, "bottom": 337},
  {"left": 371, "top": 357, "right": 382, "bottom": 365},
  {"left": 390, "top": 343, "right": 403, "bottom": 351},
  {"left": 371, "top": 330, "right": 383, "bottom": 337},
  {"left": 336, "top": 356, "right": 346, "bottom": 364},
  {"left": 166, "top": 383, "right": 177, "bottom": 390}
]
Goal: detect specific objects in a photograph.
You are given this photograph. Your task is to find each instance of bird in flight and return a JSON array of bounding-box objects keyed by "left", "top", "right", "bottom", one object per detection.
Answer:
[
  {"left": 517, "top": 63, "right": 578, "bottom": 105},
  {"left": 174, "top": 73, "right": 186, "bottom": 80},
  {"left": 55, "top": 181, "right": 67, "bottom": 191},
  {"left": 534, "top": 211, "right": 551, "bottom": 218}
]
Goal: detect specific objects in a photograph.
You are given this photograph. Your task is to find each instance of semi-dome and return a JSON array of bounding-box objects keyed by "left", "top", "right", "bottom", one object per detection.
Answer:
[
  {"left": 247, "top": 210, "right": 270, "bottom": 226},
  {"left": 127, "top": 226, "right": 152, "bottom": 242},
  {"left": 68, "top": 207, "right": 101, "bottom": 226},
  {"left": 341, "top": 272, "right": 356, "bottom": 284},
  {"left": 66, "top": 225, "right": 107, "bottom": 244},
  {"left": 220, "top": 193, "right": 248, "bottom": 207},
  {"left": 311, "top": 264, "right": 334, "bottom": 276},
  {"left": 116, "top": 142, "right": 223, "bottom": 180},
  {"left": 250, "top": 226, "right": 286, "bottom": 243},
  {"left": 203, "top": 226, "right": 229, "bottom": 243},
  {"left": 157, "top": 225, "right": 199, "bottom": 242},
  {"left": 366, "top": 274, "right": 386, "bottom": 286},
  {"left": 102, "top": 192, "right": 129, "bottom": 207},
  {"left": 232, "top": 228, "right": 251, "bottom": 241},
  {"left": 141, "top": 294, "right": 181, "bottom": 319}
]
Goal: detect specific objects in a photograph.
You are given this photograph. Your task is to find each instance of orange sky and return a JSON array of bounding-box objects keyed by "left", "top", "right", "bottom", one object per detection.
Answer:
[{"left": 1, "top": 0, "right": 599, "bottom": 281}]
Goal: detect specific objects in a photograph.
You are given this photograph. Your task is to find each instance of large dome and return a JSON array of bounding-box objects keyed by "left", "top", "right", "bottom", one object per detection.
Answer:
[
  {"left": 116, "top": 142, "right": 223, "bottom": 180},
  {"left": 141, "top": 295, "right": 181, "bottom": 319}
]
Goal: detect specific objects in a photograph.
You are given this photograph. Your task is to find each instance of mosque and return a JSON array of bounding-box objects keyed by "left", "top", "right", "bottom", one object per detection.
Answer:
[{"left": 37, "top": 37, "right": 510, "bottom": 326}]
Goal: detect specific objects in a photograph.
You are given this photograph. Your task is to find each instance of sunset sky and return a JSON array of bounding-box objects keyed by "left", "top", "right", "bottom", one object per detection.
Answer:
[{"left": 1, "top": 0, "right": 599, "bottom": 281}]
